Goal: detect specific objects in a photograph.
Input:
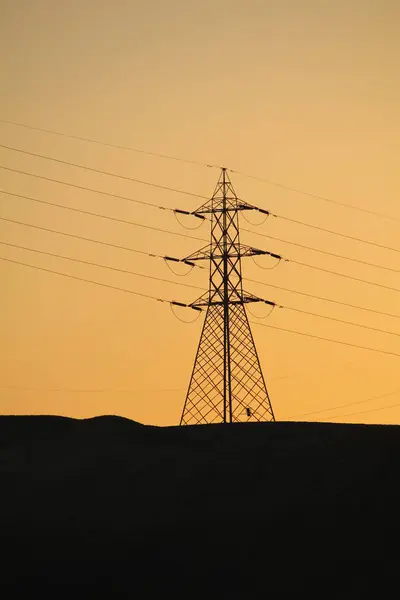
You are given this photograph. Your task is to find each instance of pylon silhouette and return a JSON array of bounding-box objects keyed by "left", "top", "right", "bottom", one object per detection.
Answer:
[{"left": 180, "top": 168, "right": 276, "bottom": 425}]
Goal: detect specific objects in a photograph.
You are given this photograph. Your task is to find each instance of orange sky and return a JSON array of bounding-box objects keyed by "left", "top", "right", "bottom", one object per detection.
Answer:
[{"left": 1, "top": 0, "right": 400, "bottom": 425}]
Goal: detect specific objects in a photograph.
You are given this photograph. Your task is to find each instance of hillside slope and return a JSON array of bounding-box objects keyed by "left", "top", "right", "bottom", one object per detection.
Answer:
[{"left": 1, "top": 415, "right": 399, "bottom": 597}]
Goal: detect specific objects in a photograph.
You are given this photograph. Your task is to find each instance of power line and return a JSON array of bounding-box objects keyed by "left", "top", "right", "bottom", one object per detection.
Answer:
[
  {"left": 281, "top": 304, "right": 400, "bottom": 339},
  {"left": 8, "top": 188, "right": 399, "bottom": 305},
  {"left": 276, "top": 213, "right": 400, "bottom": 254},
  {"left": 247, "top": 294, "right": 400, "bottom": 339},
  {"left": 4, "top": 173, "right": 398, "bottom": 276},
  {"left": 231, "top": 168, "right": 400, "bottom": 223},
  {"left": 4, "top": 212, "right": 399, "bottom": 324},
  {"left": 0, "top": 216, "right": 169, "bottom": 255},
  {"left": 5, "top": 201, "right": 397, "bottom": 310},
  {"left": 0, "top": 256, "right": 172, "bottom": 303},
  {"left": 250, "top": 252, "right": 400, "bottom": 295},
  {"left": 0, "top": 118, "right": 217, "bottom": 169},
  {"left": 0, "top": 241, "right": 204, "bottom": 291},
  {"left": 4, "top": 160, "right": 395, "bottom": 273},
  {"left": 290, "top": 258, "right": 400, "bottom": 294},
  {"left": 243, "top": 226, "right": 400, "bottom": 274},
  {"left": 288, "top": 388, "right": 400, "bottom": 420},
  {"left": 325, "top": 401, "right": 400, "bottom": 421},
  {"left": 246, "top": 278, "right": 400, "bottom": 321},
  {"left": 5, "top": 204, "right": 400, "bottom": 319},
  {"left": 3, "top": 144, "right": 398, "bottom": 254},
  {"left": 0, "top": 143, "right": 208, "bottom": 200},
  {"left": 250, "top": 320, "right": 400, "bottom": 358},
  {"left": 1, "top": 118, "right": 396, "bottom": 223},
  {"left": 0, "top": 192, "right": 207, "bottom": 242},
  {"left": 3, "top": 252, "right": 400, "bottom": 360},
  {"left": 8, "top": 211, "right": 400, "bottom": 326},
  {"left": 0, "top": 216, "right": 207, "bottom": 271},
  {"left": 0, "top": 165, "right": 176, "bottom": 212},
  {"left": 4, "top": 236, "right": 399, "bottom": 340}
]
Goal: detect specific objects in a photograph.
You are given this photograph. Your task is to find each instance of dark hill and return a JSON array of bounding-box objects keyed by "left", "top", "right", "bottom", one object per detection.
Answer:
[{"left": 1, "top": 416, "right": 399, "bottom": 597}]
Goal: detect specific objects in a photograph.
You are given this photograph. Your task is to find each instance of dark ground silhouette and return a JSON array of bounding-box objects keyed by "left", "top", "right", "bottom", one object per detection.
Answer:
[{"left": 1, "top": 415, "right": 399, "bottom": 597}]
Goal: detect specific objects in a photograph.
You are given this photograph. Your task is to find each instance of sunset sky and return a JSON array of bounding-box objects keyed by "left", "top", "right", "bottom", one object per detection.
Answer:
[{"left": 1, "top": 0, "right": 400, "bottom": 425}]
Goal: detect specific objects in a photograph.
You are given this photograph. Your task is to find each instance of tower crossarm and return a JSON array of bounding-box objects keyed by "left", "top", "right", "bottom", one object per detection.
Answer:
[
  {"left": 189, "top": 291, "right": 276, "bottom": 309},
  {"left": 191, "top": 199, "right": 269, "bottom": 217},
  {"left": 183, "top": 244, "right": 281, "bottom": 263}
]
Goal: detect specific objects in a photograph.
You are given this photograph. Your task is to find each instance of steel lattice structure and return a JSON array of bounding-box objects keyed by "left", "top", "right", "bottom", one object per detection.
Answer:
[{"left": 179, "top": 168, "right": 275, "bottom": 425}]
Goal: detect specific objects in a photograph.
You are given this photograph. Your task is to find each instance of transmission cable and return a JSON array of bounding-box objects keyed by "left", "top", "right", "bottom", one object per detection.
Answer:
[
  {"left": 230, "top": 168, "right": 400, "bottom": 223},
  {"left": 4, "top": 200, "right": 400, "bottom": 321},
  {"left": 0, "top": 192, "right": 208, "bottom": 242},
  {"left": 179, "top": 205, "right": 400, "bottom": 258},
  {"left": 3, "top": 253, "right": 400, "bottom": 359},
  {"left": 0, "top": 118, "right": 218, "bottom": 169},
  {"left": 322, "top": 401, "right": 400, "bottom": 420},
  {"left": 280, "top": 304, "right": 400, "bottom": 339},
  {"left": 0, "top": 216, "right": 167, "bottom": 259},
  {"left": 274, "top": 213, "right": 400, "bottom": 254},
  {"left": 4, "top": 160, "right": 397, "bottom": 268},
  {"left": 0, "top": 256, "right": 173, "bottom": 303},
  {"left": 250, "top": 320, "right": 400, "bottom": 358},
  {"left": 2, "top": 119, "right": 398, "bottom": 223},
  {"left": 289, "top": 258, "right": 400, "bottom": 294},
  {"left": 2, "top": 119, "right": 396, "bottom": 222},
  {"left": 11, "top": 188, "right": 397, "bottom": 290},
  {"left": 0, "top": 215, "right": 207, "bottom": 272},
  {"left": 246, "top": 294, "right": 400, "bottom": 339},
  {"left": 245, "top": 278, "right": 400, "bottom": 321},
  {"left": 0, "top": 144, "right": 208, "bottom": 199},
  {"left": 4, "top": 170, "right": 398, "bottom": 271},
  {"left": 288, "top": 388, "right": 400, "bottom": 420},
  {"left": 243, "top": 226, "right": 400, "bottom": 274},
  {"left": 6, "top": 189, "right": 399, "bottom": 298},
  {"left": 0, "top": 241, "right": 204, "bottom": 291},
  {"left": 249, "top": 248, "right": 400, "bottom": 294},
  {"left": 1, "top": 167, "right": 210, "bottom": 226},
  {"left": 0, "top": 165, "right": 176, "bottom": 212}
]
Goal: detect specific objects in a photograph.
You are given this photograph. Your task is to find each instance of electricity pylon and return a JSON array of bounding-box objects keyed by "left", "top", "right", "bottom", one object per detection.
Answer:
[{"left": 179, "top": 168, "right": 276, "bottom": 425}]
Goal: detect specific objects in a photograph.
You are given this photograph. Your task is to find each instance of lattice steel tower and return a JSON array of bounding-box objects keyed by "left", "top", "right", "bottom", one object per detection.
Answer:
[{"left": 180, "top": 168, "right": 276, "bottom": 425}]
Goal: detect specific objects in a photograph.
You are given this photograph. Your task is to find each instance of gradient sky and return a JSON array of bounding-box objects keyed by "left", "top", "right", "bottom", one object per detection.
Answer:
[{"left": 1, "top": 0, "right": 400, "bottom": 425}]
